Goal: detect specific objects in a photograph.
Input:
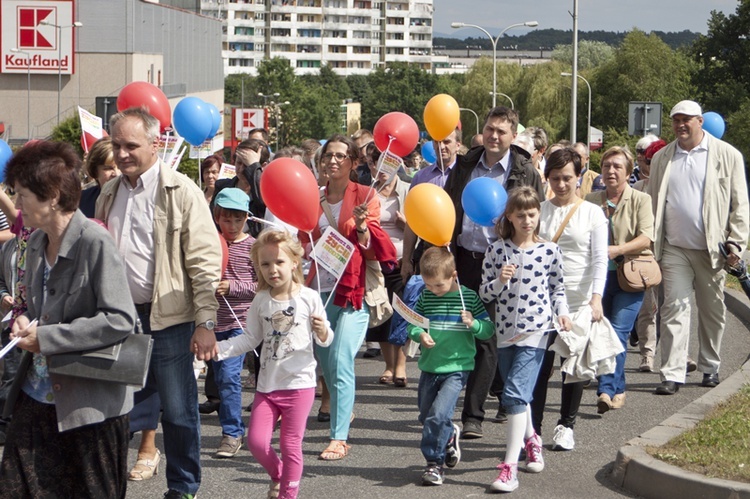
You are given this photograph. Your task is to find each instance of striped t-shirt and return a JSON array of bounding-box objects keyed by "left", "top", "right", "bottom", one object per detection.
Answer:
[
  {"left": 407, "top": 285, "right": 494, "bottom": 374},
  {"left": 216, "top": 235, "right": 258, "bottom": 332}
]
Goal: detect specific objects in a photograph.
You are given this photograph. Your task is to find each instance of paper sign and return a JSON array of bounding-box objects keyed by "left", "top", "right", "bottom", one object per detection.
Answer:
[
  {"left": 219, "top": 163, "right": 237, "bottom": 180},
  {"left": 78, "top": 106, "right": 103, "bottom": 152},
  {"left": 312, "top": 226, "right": 355, "bottom": 280},
  {"left": 189, "top": 140, "right": 215, "bottom": 159},
  {"left": 375, "top": 149, "right": 403, "bottom": 184},
  {"left": 392, "top": 294, "right": 430, "bottom": 330}
]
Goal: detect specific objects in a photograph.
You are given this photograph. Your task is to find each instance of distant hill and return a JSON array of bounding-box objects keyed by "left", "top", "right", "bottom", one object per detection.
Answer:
[{"left": 433, "top": 28, "right": 699, "bottom": 51}]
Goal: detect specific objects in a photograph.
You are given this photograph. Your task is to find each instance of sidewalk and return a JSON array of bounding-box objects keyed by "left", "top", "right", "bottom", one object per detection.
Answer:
[
  {"left": 125, "top": 291, "right": 750, "bottom": 498},
  {"left": 612, "top": 288, "right": 750, "bottom": 499}
]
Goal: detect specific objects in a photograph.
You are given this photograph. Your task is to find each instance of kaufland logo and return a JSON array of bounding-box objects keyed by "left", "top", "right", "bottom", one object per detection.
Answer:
[{"left": 18, "top": 7, "right": 55, "bottom": 50}]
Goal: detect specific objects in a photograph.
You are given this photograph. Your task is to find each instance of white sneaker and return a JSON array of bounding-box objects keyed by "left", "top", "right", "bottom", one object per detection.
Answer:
[
  {"left": 552, "top": 424, "right": 575, "bottom": 451},
  {"left": 524, "top": 433, "right": 544, "bottom": 473},
  {"left": 489, "top": 462, "right": 518, "bottom": 492}
]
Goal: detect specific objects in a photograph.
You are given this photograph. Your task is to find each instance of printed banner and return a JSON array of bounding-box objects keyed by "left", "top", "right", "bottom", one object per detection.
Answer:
[
  {"left": 392, "top": 294, "right": 430, "bottom": 330},
  {"left": 311, "top": 226, "right": 355, "bottom": 281}
]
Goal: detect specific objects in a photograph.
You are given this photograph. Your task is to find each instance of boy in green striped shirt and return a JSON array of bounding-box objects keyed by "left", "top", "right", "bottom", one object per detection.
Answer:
[{"left": 407, "top": 247, "right": 494, "bottom": 486}]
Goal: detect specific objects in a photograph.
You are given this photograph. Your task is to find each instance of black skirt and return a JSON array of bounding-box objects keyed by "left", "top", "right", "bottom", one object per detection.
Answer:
[{"left": 0, "top": 391, "right": 129, "bottom": 499}]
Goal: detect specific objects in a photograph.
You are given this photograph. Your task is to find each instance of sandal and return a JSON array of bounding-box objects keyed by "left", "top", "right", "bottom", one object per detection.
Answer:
[
  {"left": 128, "top": 449, "right": 161, "bottom": 481},
  {"left": 394, "top": 377, "right": 408, "bottom": 388},
  {"left": 319, "top": 441, "right": 351, "bottom": 461},
  {"left": 379, "top": 371, "right": 394, "bottom": 384}
]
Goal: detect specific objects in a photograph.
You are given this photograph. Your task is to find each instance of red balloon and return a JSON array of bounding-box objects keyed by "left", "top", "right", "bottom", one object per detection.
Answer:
[
  {"left": 219, "top": 233, "right": 229, "bottom": 277},
  {"left": 117, "top": 81, "right": 172, "bottom": 131},
  {"left": 373, "top": 112, "right": 419, "bottom": 158},
  {"left": 260, "top": 158, "right": 320, "bottom": 233},
  {"left": 80, "top": 129, "right": 109, "bottom": 153}
]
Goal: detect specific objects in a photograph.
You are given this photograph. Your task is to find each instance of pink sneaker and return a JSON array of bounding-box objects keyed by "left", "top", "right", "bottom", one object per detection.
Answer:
[
  {"left": 524, "top": 433, "right": 544, "bottom": 473},
  {"left": 490, "top": 462, "right": 518, "bottom": 492}
]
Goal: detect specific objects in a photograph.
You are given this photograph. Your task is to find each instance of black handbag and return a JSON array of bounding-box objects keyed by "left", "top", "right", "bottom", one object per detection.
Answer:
[{"left": 47, "top": 333, "right": 153, "bottom": 388}]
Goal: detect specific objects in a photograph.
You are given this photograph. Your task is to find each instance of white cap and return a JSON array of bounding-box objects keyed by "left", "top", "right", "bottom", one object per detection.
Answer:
[{"left": 670, "top": 100, "right": 702, "bottom": 117}]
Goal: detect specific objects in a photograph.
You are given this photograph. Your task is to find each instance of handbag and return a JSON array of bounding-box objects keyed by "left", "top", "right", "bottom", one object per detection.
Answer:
[
  {"left": 320, "top": 196, "right": 393, "bottom": 327},
  {"left": 364, "top": 260, "right": 394, "bottom": 327},
  {"left": 616, "top": 254, "right": 662, "bottom": 292},
  {"left": 47, "top": 333, "right": 153, "bottom": 388}
]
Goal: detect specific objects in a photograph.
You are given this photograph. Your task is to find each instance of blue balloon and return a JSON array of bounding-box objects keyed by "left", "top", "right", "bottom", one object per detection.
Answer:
[
  {"left": 462, "top": 177, "right": 508, "bottom": 227},
  {"left": 0, "top": 140, "right": 12, "bottom": 184},
  {"left": 207, "top": 104, "right": 221, "bottom": 139},
  {"left": 421, "top": 141, "right": 437, "bottom": 164},
  {"left": 702, "top": 111, "right": 725, "bottom": 139},
  {"left": 173, "top": 97, "right": 212, "bottom": 146}
]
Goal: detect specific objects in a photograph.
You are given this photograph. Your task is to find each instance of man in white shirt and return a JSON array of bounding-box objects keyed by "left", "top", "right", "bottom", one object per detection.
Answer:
[
  {"left": 96, "top": 108, "right": 222, "bottom": 498},
  {"left": 648, "top": 100, "right": 749, "bottom": 395}
]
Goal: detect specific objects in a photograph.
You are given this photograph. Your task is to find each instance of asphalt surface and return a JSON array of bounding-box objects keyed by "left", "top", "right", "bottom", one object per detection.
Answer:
[{"left": 125, "top": 301, "right": 750, "bottom": 499}]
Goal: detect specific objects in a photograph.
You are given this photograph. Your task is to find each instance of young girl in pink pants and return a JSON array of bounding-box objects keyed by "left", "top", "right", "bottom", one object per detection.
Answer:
[{"left": 217, "top": 230, "right": 333, "bottom": 498}]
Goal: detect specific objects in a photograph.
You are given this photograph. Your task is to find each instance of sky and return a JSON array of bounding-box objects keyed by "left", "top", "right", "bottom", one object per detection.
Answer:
[{"left": 433, "top": 0, "right": 739, "bottom": 37}]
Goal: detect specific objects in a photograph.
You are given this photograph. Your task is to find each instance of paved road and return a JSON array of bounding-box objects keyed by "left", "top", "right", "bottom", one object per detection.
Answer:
[{"left": 126, "top": 299, "right": 750, "bottom": 498}]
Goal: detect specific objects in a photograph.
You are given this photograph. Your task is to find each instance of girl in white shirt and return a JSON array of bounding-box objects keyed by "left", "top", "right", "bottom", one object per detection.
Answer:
[{"left": 216, "top": 230, "right": 333, "bottom": 499}]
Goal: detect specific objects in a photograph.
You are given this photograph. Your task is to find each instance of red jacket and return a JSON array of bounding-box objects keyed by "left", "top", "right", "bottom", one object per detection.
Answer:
[{"left": 301, "top": 182, "right": 397, "bottom": 310}]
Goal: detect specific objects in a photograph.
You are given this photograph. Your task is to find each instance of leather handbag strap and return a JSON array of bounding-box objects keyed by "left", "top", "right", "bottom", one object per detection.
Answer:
[
  {"left": 320, "top": 193, "right": 337, "bottom": 228},
  {"left": 551, "top": 198, "right": 584, "bottom": 243}
]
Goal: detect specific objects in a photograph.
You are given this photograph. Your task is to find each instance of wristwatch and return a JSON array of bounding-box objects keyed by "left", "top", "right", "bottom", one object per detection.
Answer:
[{"left": 198, "top": 320, "right": 215, "bottom": 331}]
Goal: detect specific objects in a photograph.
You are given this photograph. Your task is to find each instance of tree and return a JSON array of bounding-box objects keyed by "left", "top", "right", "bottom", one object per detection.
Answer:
[
  {"left": 590, "top": 30, "right": 695, "bottom": 136},
  {"left": 691, "top": 2, "right": 750, "bottom": 133},
  {"left": 514, "top": 60, "right": 570, "bottom": 143},
  {"left": 551, "top": 40, "right": 615, "bottom": 70}
]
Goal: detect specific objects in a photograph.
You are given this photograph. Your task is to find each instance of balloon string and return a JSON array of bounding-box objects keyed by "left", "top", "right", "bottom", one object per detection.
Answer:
[{"left": 222, "top": 295, "right": 259, "bottom": 358}]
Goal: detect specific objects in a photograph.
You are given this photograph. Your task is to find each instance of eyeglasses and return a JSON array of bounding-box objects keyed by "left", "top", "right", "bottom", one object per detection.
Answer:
[{"left": 321, "top": 153, "right": 349, "bottom": 163}]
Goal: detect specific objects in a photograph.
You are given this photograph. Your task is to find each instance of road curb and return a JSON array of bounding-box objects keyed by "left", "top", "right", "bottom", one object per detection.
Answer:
[{"left": 611, "top": 289, "right": 750, "bottom": 498}]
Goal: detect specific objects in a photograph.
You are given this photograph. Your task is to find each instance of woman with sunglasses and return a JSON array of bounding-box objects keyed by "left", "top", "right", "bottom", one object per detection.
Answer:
[{"left": 298, "top": 134, "right": 397, "bottom": 461}]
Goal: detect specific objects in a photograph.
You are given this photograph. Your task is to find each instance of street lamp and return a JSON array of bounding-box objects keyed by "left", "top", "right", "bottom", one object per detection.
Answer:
[
  {"left": 10, "top": 48, "right": 31, "bottom": 139},
  {"left": 451, "top": 20, "right": 538, "bottom": 107},
  {"left": 459, "top": 107, "right": 480, "bottom": 136},
  {"left": 496, "top": 92, "right": 514, "bottom": 109},
  {"left": 258, "top": 92, "right": 280, "bottom": 107},
  {"left": 41, "top": 20, "right": 82, "bottom": 126},
  {"left": 561, "top": 72, "right": 591, "bottom": 151}
]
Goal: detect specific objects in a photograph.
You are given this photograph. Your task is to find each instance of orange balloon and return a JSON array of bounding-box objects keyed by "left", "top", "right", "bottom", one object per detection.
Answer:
[
  {"left": 404, "top": 183, "right": 456, "bottom": 247},
  {"left": 424, "top": 94, "right": 461, "bottom": 141}
]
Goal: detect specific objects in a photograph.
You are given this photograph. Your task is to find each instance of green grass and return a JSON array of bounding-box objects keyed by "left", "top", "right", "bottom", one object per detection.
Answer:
[
  {"left": 648, "top": 385, "right": 750, "bottom": 483},
  {"left": 726, "top": 274, "right": 742, "bottom": 292}
]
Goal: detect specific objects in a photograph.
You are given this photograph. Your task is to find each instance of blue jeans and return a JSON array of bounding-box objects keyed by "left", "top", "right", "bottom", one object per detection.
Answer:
[
  {"left": 314, "top": 293, "right": 369, "bottom": 441},
  {"left": 137, "top": 315, "right": 201, "bottom": 495},
  {"left": 417, "top": 371, "right": 469, "bottom": 465},
  {"left": 497, "top": 345, "right": 546, "bottom": 415},
  {"left": 213, "top": 328, "right": 246, "bottom": 438},
  {"left": 599, "top": 270, "right": 644, "bottom": 397}
]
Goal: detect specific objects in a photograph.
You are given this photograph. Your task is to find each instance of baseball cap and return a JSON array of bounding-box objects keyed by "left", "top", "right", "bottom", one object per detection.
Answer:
[
  {"left": 670, "top": 100, "right": 702, "bottom": 117},
  {"left": 215, "top": 188, "right": 250, "bottom": 212}
]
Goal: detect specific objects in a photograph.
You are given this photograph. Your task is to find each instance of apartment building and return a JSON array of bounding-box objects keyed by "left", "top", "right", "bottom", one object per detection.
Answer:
[{"left": 201, "top": 0, "right": 434, "bottom": 76}]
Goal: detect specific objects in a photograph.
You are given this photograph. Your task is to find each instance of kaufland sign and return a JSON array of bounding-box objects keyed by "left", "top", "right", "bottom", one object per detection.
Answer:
[{"left": 1, "top": 0, "right": 76, "bottom": 75}]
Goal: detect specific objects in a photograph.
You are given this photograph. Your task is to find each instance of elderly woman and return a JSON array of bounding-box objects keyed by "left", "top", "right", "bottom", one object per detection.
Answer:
[
  {"left": 201, "top": 154, "right": 222, "bottom": 205},
  {"left": 79, "top": 137, "right": 119, "bottom": 217},
  {"left": 586, "top": 146, "right": 654, "bottom": 414},
  {"left": 299, "top": 134, "right": 396, "bottom": 461},
  {"left": 363, "top": 142, "right": 410, "bottom": 387},
  {"left": 0, "top": 141, "right": 137, "bottom": 498},
  {"left": 531, "top": 147, "right": 608, "bottom": 451}
]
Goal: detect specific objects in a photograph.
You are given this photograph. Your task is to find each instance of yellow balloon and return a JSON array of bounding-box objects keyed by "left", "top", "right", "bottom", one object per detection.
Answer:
[
  {"left": 404, "top": 183, "right": 456, "bottom": 247},
  {"left": 424, "top": 94, "right": 461, "bottom": 141}
]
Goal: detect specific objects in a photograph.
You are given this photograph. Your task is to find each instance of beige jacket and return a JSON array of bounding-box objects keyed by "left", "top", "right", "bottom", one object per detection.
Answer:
[
  {"left": 95, "top": 162, "right": 221, "bottom": 330},
  {"left": 646, "top": 133, "right": 749, "bottom": 269}
]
